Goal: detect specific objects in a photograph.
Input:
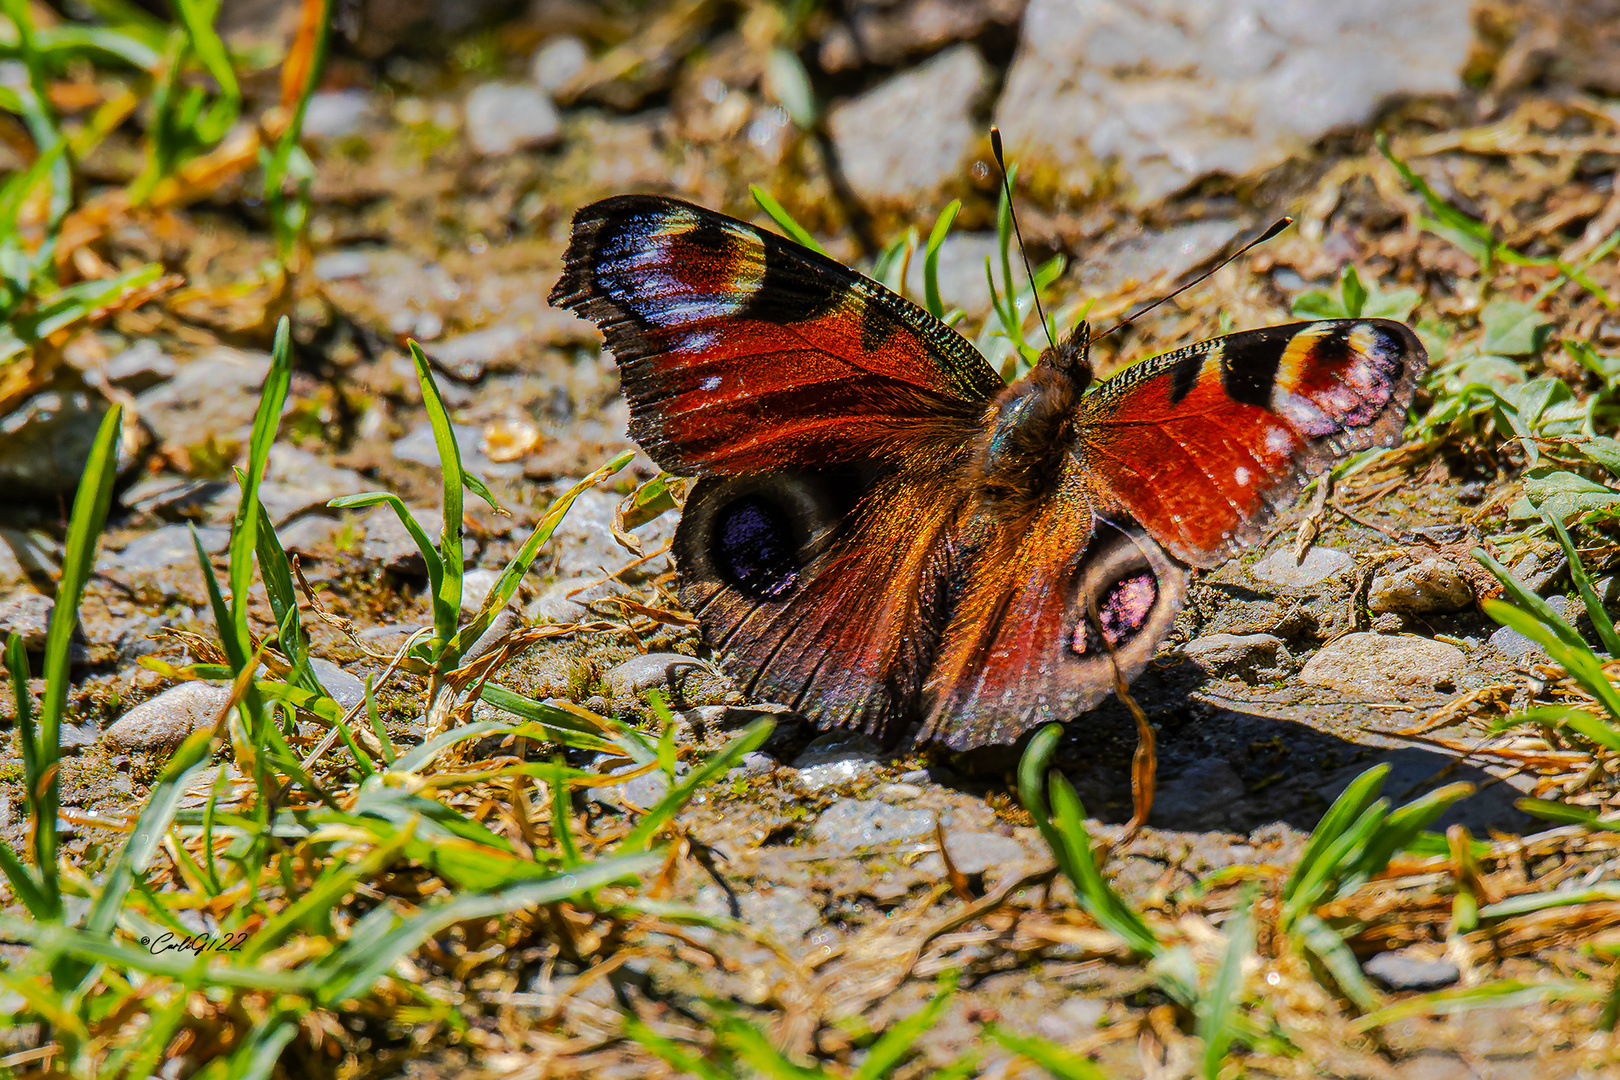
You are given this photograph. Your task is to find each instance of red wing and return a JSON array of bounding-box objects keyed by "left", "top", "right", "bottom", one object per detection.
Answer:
[
  {"left": 672, "top": 467, "right": 972, "bottom": 738},
  {"left": 918, "top": 464, "right": 1189, "bottom": 750},
  {"left": 550, "top": 195, "right": 1004, "bottom": 475},
  {"left": 1074, "top": 319, "right": 1425, "bottom": 566}
]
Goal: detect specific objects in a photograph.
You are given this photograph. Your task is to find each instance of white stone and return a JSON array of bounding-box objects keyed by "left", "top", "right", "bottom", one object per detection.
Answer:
[
  {"left": 1299, "top": 633, "right": 1466, "bottom": 698},
  {"left": 1251, "top": 546, "right": 1354, "bottom": 588},
  {"left": 531, "top": 35, "right": 589, "bottom": 93},
  {"left": 464, "top": 82, "right": 562, "bottom": 157},
  {"left": 995, "top": 0, "right": 1476, "bottom": 204},
  {"left": 828, "top": 43, "right": 991, "bottom": 207}
]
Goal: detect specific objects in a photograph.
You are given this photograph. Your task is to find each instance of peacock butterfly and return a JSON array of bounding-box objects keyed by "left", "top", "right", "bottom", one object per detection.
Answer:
[{"left": 550, "top": 195, "right": 1424, "bottom": 750}]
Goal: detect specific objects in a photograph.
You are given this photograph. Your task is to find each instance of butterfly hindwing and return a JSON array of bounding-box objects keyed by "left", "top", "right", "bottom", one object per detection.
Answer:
[
  {"left": 672, "top": 466, "right": 972, "bottom": 738},
  {"left": 918, "top": 463, "right": 1189, "bottom": 749},
  {"left": 549, "top": 195, "right": 1004, "bottom": 475},
  {"left": 1074, "top": 319, "right": 1422, "bottom": 566}
]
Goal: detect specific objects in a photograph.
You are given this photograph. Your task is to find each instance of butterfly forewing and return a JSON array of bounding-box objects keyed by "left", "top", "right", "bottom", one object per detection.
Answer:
[
  {"left": 1074, "top": 319, "right": 1422, "bottom": 566},
  {"left": 549, "top": 195, "right": 1004, "bottom": 475}
]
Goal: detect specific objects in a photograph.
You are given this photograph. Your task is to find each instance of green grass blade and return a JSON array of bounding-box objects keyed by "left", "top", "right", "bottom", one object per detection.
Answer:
[
  {"left": 409, "top": 340, "right": 466, "bottom": 662},
  {"left": 1283, "top": 764, "right": 1388, "bottom": 905},
  {"left": 624, "top": 1016, "right": 735, "bottom": 1080},
  {"left": 1199, "top": 890, "right": 1254, "bottom": 1079},
  {"left": 1483, "top": 599, "right": 1620, "bottom": 721},
  {"left": 169, "top": 0, "right": 240, "bottom": 143},
  {"left": 984, "top": 1022, "right": 1111, "bottom": 1080},
  {"left": 618, "top": 718, "right": 774, "bottom": 852},
  {"left": 717, "top": 1016, "right": 829, "bottom": 1079},
  {"left": 33, "top": 404, "right": 121, "bottom": 918},
  {"left": 1352, "top": 979, "right": 1593, "bottom": 1031},
  {"left": 1517, "top": 796, "right": 1620, "bottom": 830},
  {"left": 1297, "top": 912, "right": 1381, "bottom": 1011},
  {"left": 1541, "top": 509, "right": 1620, "bottom": 655},
  {"left": 923, "top": 199, "right": 961, "bottom": 319},
  {"left": 749, "top": 184, "right": 828, "bottom": 256},
  {"left": 854, "top": 972, "right": 957, "bottom": 1080},
  {"left": 228, "top": 317, "right": 292, "bottom": 664},
  {"left": 1472, "top": 547, "right": 1588, "bottom": 652},
  {"left": 1049, "top": 773, "right": 1160, "bottom": 955}
]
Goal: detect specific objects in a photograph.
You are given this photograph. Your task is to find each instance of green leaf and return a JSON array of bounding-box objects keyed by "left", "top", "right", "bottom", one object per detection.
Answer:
[
  {"left": 763, "top": 47, "right": 817, "bottom": 129},
  {"left": 1542, "top": 507, "right": 1620, "bottom": 655},
  {"left": 1516, "top": 796, "right": 1620, "bottom": 831},
  {"left": 1341, "top": 264, "right": 1368, "bottom": 318},
  {"left": 985, "top": 1022, "right": 1110, "bottom": 1080},
  {"left": 1353, "top": 979, "right": 1594, "bottom": 1031},
  {"left": 1298, "top": 912, "right": 1381, "bottom": 1011},
  {"left": 1480, "top": 298, "right": 1551, "bottom": 356}
]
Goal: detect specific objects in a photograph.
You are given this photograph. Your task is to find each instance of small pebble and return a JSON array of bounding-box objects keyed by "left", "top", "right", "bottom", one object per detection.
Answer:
[
  {"left": 1363, "top": 950, "right": 1460, "bottom": 991},
  {"left": 1251, "top": 547, "right": 1355, "bottom": 588}
]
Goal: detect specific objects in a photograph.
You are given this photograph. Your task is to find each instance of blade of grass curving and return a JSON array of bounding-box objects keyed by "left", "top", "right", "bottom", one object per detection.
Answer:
[
  {"left": 1377, "top": 132, "right": 1495, "bottom": 267},
  {"left": 1483, "top": 599, "right": 1620, "bottom": 720},
  {"left": 1199, "top": 890, "right": 1254, "bottom": 1079},
  {"left": 1473, "top": 547, "right": 1588, "bottom": 652},
  {"left": 214, "top": 1012, "right": 301, "bottom": 1080},
  {"left": 228, "top": 317, "right": 292, "bottom": 668},
  {"left": 327, "top": 493, "right": 444, "bottom": 620},
  {"left": 1298, "top": 912, "right": 1381, "bottom": 1011},
  {"left": 716, "top": 1017, "right": 829, "bottom": 1080},
  {"left": 447, "top": 450, "right": 634, "bottom": 658},
  {"left": 408, "top": 340, "right": 467, "bottom": 662},
  {"left": 1346, "top": 782, "right": 1475, "bottom": 892},
  {"left": 1284, "top": 799, "right": 1390, "bottom": 929},
  {"left": 1049, "top": 773, "right": 1160, "bottom": 955},
  {"left": 1478, "top": 882, "right": 1620, "bottom": 919},
  {"left": 364, "top": 676, "right": 396, "bottom": 766},
  {"left": 923, "top": 199, "right": 961, "bottom": 319},
  {"left": 548, "top": 761, "right": 581, "bottom": 868},
  {"left": 618, "top": 718, "right": 775, "bottom": 852},
  {"left": 390, "top": 717, "right": 542, "bottom": 773},
  {"left": 854, "top": 971, "right": 957, "bottom": 1080},
  {"left": 1542, "top": 509, "right": 1620, "bottom": 655},
  {"left": 624, "top": 1016, "right": 734, "bottom": 1080},
  {"left": 984, "top": 1023, "right": 1110, "bottom": 1080},
  {"left": 1352, "top": 979, "right": 1592, "bottom": 1031},
  {"left": 1283, "top": 764, "right": 1388, "bottom": 905},
  {"left": 1517, "top": 796, "right": 1620, "bottom": 830},
  {"left": 32, "top": 405, "right": 121, "bottom": 921},
  {"left": 750, "top": 184, "right": 829, "bottom": 256},
  {"left": 169, "top": 0, "right": 240, "bottom": 144}
]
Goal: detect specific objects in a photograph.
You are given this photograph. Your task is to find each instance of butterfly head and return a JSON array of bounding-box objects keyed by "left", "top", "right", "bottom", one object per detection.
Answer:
[{"left": 1039, "top": 320, "right": 1094, "bottom": 395}]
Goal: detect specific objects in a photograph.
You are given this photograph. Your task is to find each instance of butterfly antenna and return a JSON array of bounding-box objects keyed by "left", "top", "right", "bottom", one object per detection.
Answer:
[
  {"left": 1094, "top": 216, "right": 1293, "bottom": 341},
  {"left": 990, "top": 127, "right": 1054, "bottom": 352}
]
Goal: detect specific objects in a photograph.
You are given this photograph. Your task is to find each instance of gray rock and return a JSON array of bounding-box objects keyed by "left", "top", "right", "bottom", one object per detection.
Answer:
[
  {"left": 462, "top": 606, "right": 526, "bottom": 668},
  {"left": 735, "top": 751, "right": 777, "bottom": 777},
  {"left": 312, "top": 249, "right": 373, "bottom": 281},
  {"left": 308, "top": 658, "right": 365, "bottom": 711},
  {"left": 827, "top": 43, "right": 990, "bottom": 207},
  {"left": 391, "top": 422, "right": 523, "bottom": 480},
  {"left": 526, "top": 576, "right": 619, "bottom": 623},
  {"left": 694, "top": 882, "right": 821, "bottom": 943},
  {"left": 531, "top": 35, "right": 589, "bottom": 93},
  {"left": 592, "top": 757, "right": 689, "bottom": 809},
  {"left": 301, "top": 89, "right": 375, "bottom": 139},
  {"left": 1251, "top": 546, "right": 1355, "bottom": 588},
  {"left": 134, "top": 347, "right": 274, "bottom": 457},
  {"left": 1489, "top": 623, "right": 1546, "bottom": 662},
  {"left": 1299, "top": 633, "right": 1465, "bottom": 698},
  {"left": 115, "top": 615, "right": 164, "bottom": 663},
  {"left": 1363, "top": 950, "right": 1460, "bottom": 991},
  {"left": 421, "top": 324, "right": 525, "bottom": 381},
  {"left": 101, "top": 525, "right": 231, "bottom": 574},
  {"left": 259, "top": 444, "right": 368, "bottom": 523},
  {"left": 995, "top": 0, "right": 1475, "bottom": 204},
  {"left": 1076, "top": 219, "right": 1246, "bottom": 297},
  {"left": 356, "top": 623, "right": 429, "bottom": 653},
  {"left": 0, "top": 528, "right": 60, "bottom": 587},
  {"left": 104, "top": 682, "right": 232, "bottom": 752},
  {"left": 1182, "top": 632, "right": 1289, "bottom": 681},
  {"left": 106, "top": 340, "right": 177, "bottom": 392},
  {"left": 1034, "top": 997, "right": 1106, "bottom": 1043},
  {"left": 1511, "top": 550, "right": 1567, "bottom": 593},
  {"left": 275, "top": 514, "right": 347, "bottom": 556},
  {"left": 120, "top": 475, "right": 236, "bottom": 523},
  {"left": 1152, "top": 759, "right": 1248, "bottom": 826},
  {"left": 606, "top": 652, "right": 708, "bottom": 697},
  {"left": 0, "top": 589, "right": 52, "bottom": 649},
  {"left": 465, "top": 82, "right": 561, "bottom": 156},
  {"left": 459, "top": 567, "right": 504, "bottom": 615},
  {"left": 1369, "top": 558, "right": 1474, "bottom": 615},
  {"left": 811, "top": 798, "right": 934, "bottom": 850},
  {"left": 920, "top": 829, "right": 1033, "bottom": 877},
  {"left": 545, "top": 487, "right": 675, "bottom": 579},
  {"left": 359, "top": 504, "right": 469, "bottom": 576},
  {"left": 0, "top": 384, "right": 141, "bottom": 497},
  {"left": 792, "top": 732, "right": 885, "bottom": 793}
]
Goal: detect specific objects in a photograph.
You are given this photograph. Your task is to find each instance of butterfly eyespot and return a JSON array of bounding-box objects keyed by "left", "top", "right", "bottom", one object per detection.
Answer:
[
  {"left": 1071, "top": 571, "right": 1159, "bottom": 656},
  {"left": 713, "top": 495, "right": 800, "bottom": 599}
]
